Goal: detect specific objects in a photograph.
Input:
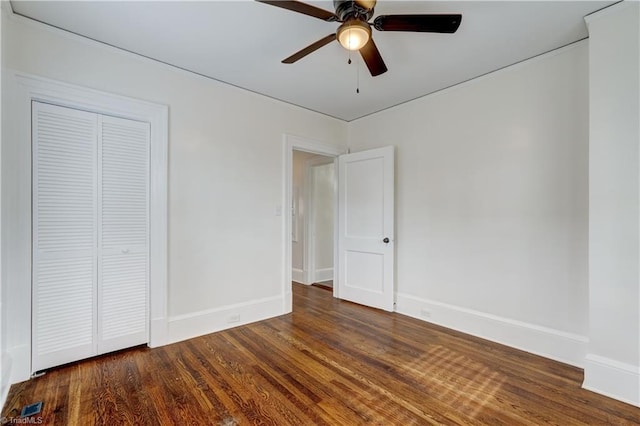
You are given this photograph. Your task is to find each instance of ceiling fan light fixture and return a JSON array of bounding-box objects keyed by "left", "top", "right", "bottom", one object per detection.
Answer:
[{"left": 337, "top": 19, "right": 371, "bottom": 51}]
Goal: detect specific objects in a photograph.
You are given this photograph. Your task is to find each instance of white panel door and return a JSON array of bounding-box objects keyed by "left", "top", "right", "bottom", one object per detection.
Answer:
[
  {"left": 338, "top": 146, "right": 394, "bottom": 311},
  {"left": 98, "top": 115, "right": 149, "bottom": 353},
  {"left": 32, "top": 102, "right": 98, "bottom": 372}
]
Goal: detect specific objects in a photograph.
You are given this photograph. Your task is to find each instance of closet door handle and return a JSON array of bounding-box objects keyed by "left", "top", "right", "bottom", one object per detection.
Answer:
[
  {"left": 121, "top": 248, "right": 130, "bottom": 254},
  {"left": 383, "top": 237, "right": 390, "bottom": 244}
]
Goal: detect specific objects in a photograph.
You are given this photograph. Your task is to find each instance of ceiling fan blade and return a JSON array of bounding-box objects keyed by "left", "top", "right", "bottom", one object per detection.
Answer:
[
  {"left": 256, "top": 0, "right": 338, "bottom": 22},
  {"left": 359, "top": 38, "right": 387, "bottom": 77},
  {"left": 282, "top": 34, "right": 337, "bottom": 64},
  {"left": 373, "top": 14, "right": 462, "bottom": 33}
]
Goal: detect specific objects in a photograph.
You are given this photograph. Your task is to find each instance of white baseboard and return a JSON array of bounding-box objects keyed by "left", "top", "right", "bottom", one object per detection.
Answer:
[
  {"left": 7, "top": 344, "right": 29, "bottom": 384},
  {"left": 314, "top": 268, "right": 333, "bottom": 283},
  {"left": 0, "top": 352, "right": 12, "bottom": 413},
  {"left": 583, "top": 354, "right": 640, "bottom": 407},
  {"left": 396, "top": 292, "right": 588, "bottom": 367},
  {"left": 168, "top": 295, "right": 284, "bottom": 344},
  {"left": 292, "top": 268, "right": 306, "bottom": 284},
  {"left": 148, "top": 317, "right": 169, "bottom": 348}
]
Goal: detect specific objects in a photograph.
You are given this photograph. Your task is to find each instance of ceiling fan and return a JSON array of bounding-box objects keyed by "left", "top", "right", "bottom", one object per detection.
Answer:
[{"left": 256, "top": 0, "right": 462, "bottom": 77}]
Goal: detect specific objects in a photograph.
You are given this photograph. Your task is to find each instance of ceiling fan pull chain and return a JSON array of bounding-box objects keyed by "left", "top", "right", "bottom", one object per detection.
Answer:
[{"left": 356, "top": 54, "right": 360, "bottom": 94}]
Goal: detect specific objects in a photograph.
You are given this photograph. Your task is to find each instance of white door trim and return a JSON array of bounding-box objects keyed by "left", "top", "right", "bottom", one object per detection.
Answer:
[
  {"left": 2, "top": 71, "right": 168, "bottom": 383},
  {"left": 283, "top": 135, "right": 341, "bottom": 312}
]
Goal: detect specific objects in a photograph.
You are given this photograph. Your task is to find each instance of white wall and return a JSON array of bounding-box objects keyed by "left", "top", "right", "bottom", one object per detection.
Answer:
[
  {"left": 1, "top": 12, "right": 347, "bottom": 382},
  {"left": 348, "top": 41, "right": 590, "bottom": 366},
  {"left": 310, "top": 162, "right": 334, "bottom": 279},
  {"left": 584, "top": 1, "right": 640, "bottom": 407}
]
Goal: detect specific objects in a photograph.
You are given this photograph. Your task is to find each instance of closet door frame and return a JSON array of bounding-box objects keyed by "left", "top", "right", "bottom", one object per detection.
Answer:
[{"left": 4, "top": 72, "right": 168, "bottom": 381}]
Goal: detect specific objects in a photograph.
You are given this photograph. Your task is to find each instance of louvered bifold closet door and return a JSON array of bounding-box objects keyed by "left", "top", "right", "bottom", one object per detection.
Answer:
[
  {"left": 32, "top": 102, "right": 98, "bottom": 372},
  {"left": 97, "top": 115, "right": 150, "bottom": 353}
]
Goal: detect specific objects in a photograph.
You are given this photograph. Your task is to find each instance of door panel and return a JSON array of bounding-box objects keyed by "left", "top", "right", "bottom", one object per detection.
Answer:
[
  {"left": 99, "top": 252, "right": 148, "bottom": 352},
  {"left": 338, "top": 146, "right": 394, "bottom": 311},
  {"left": 344, "top": 156, "right": 385, "bottom": 238},
  {"left": 98, "top": 115, "right": 149, "bottom": 353},
  {"left": 32, "top": 102, "right": 98, "bottom": 371},
  {"left": 345, "top": 250, "right": 384, "bottom": 292}
]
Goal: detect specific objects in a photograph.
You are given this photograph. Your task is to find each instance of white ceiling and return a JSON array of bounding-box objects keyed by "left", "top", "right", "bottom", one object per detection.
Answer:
[{"left": 10, "top": 1, "right": 614, "bottom": 121}]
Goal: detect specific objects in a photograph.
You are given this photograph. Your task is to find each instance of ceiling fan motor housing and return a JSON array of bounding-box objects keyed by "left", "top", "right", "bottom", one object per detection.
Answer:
[{"left": 334, "top": 0, "right": 375, "bottom": 22}]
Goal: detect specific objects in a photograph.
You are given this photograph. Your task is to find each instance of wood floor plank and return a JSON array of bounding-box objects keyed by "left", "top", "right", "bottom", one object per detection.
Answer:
[{"left": 3, "top": 283, "right": 639, "bottom": 425}]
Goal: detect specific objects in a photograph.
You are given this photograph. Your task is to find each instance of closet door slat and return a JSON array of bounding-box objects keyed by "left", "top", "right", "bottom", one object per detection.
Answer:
[{"left": 32, "top": 102, "right": 98, "bottom": 372}]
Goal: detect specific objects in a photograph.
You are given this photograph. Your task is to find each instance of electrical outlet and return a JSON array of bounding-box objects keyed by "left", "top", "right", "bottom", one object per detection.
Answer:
[
  {"left": 228, "top": 314, "right": 240, "bottom": 323},
  {"left": 420, "top": 308, "right": 431, "bottom": 318}
]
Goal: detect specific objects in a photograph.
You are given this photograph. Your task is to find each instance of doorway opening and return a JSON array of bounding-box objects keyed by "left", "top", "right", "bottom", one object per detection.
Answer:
[
  {"left": 283, "top": 134, "right": 395, "bottom": 313},
  {"left": 292, "top": 150, "right": 336, "bottom": 290},
  {"left": 282, "top": 135, "right": 341, "bottom": 313}
]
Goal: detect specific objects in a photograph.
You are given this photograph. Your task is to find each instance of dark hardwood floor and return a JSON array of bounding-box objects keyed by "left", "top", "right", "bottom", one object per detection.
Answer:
[{"left": 3, "top": 283, "right": 639, "bottom": 425}]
